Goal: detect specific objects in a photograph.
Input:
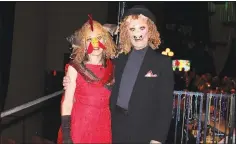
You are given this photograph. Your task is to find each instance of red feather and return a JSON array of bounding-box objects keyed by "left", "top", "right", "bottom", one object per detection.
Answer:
[
  {"left": 88, "top": 14, "right": 93, "bottom": 31},
  {"left": 87, "top": 41, "right": 105, "bottom": 54},
  {"left": 87, "top": 42, "right": 94, "bottom": 54},
  {"left": 98, "top": 41, "right": 106, "bottom": 49}
]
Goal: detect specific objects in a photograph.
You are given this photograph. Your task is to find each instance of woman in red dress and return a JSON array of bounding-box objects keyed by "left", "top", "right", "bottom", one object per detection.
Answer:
[{"left": 57, "top": 15, "right": 117, "bottom": 143}]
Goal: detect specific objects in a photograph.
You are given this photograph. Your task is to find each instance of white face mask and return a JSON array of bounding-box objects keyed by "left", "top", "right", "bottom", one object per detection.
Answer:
[{"left": 126, "top": 14, "right": 149, "bottom": 50}]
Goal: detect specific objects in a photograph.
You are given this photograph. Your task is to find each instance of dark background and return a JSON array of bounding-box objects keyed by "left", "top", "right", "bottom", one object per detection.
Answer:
[{"left": 0, "top": 2, "right": 15, "bottom": 117}]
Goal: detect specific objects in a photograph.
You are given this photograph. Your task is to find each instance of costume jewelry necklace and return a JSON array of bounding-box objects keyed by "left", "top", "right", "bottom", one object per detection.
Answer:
[
  {"left": 188, "top": 95, "right": 193, "bottom": 120},
  {"left": 212, "top": 96, "right": 218, "bottom": 144},
  {"left": 218, "top": 93, "right": 222, "bottom": 135},
  {"left": 194, "top": 95, "right": 198, "bottom": 120},
  {"left": 196, "top": 94, "right": 203, "bottom": 144},
  {"left": 185, "top": 93, "right": 192, "bottom": 143},
  {"left": 207, "top": 94, "right": 212, "bottom": 125},
  {"left": 181, "top": 95, "right": 186, "bottom": 144},
  {"left": 172, "top": 96, "right": 176, "bottom": 119},
  {"left": 174, "top": 94, "right": 181, "bottom": 144},
  {"left": 223, "top": 96, "right": 230, "bottom": 140},
  {"left": 228, "top": 96, "right": 233, "bottom": 127},
  {"left": 222, "top": 97, "right": 227, "bottom": 117}
]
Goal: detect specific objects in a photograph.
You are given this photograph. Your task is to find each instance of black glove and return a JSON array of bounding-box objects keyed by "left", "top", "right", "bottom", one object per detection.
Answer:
[{"left": 61, "top": 115, "right": 73, "bottom": 143}]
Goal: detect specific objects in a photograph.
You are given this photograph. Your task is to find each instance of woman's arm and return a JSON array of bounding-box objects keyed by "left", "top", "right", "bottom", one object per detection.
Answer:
[
  {"left": 61, "top": 65, "right": 77, "bottom": 143},
  {"left": 62, "top": 65, "right": 77, "bottom": 115}
]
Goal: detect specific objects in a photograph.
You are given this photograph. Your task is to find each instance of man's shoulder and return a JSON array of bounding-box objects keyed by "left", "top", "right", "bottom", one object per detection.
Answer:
[{"left": 112, "top": 53, "right": 127, "bottom": 63}]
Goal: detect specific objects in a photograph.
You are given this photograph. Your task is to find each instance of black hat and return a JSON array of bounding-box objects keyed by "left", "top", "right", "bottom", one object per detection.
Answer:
[{"left": 122, "top": 5, "right": 156, "bottom": 23}]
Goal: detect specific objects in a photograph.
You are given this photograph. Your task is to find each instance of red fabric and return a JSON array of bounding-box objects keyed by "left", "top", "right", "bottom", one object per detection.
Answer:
[
  {"left": 100, "top": 59, "right": 113, "bottom": 85},
  {"left": 87, "top": 43, "right": 94, "bottom": 54},
  {"left": 57, "top": 63, "right": 112, "bottom": 143},
  {"left": 87, "top": 41, "right": 106, "bottom": 54},
  {"left": 98, "top": 41, "right": 106, "bottom": 49}
]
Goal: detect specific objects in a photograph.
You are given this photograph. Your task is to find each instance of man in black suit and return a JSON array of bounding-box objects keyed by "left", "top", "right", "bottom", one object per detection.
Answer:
[
  {"left": 110, "top": 6, "right": 174, "bottom": 143},
  {"left": 63, "top": 5, "right": 174, "bottom": 143}
]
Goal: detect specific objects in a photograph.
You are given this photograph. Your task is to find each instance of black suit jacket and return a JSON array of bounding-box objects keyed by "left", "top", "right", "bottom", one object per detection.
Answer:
[{"left": 110, "top": 48, "right": 174, "bottom": 143}]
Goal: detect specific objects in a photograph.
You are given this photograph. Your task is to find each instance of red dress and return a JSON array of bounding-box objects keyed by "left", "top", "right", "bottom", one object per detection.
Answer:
[{"left": 57, "top": 62, "right": 112, "bottom": 143}]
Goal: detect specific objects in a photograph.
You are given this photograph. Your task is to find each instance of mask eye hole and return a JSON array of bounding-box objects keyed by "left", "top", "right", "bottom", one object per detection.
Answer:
[
  {"left": 86, "top": 38, "right": 92, "bottom": 42},
  {"left": 140, "top": 26, "right": 145, "bottom": 30},
  {"left": 129, "top": 28, "right": 135, "bottom": 31},
  {"left": 97, "top": 36, "right": 102, "bottom": 40}
]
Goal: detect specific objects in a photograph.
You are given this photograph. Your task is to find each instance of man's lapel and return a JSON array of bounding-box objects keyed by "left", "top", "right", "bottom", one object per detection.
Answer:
[
  {"left": 136, "top": 48, "right": 157, "bottom": 81},
  {"left": 116, "top": 48, "right": 159, "bottom": 91},
  {"left": 115, "top": 52, "right": 130, "bottom": 87}
]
